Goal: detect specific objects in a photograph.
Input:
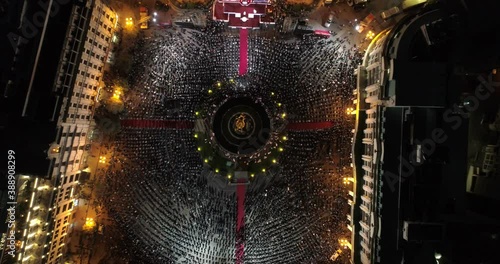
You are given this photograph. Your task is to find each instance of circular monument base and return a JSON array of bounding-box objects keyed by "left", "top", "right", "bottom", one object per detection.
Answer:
[{"left": 213, "top": 97, "right": 271, "bottom": 155}]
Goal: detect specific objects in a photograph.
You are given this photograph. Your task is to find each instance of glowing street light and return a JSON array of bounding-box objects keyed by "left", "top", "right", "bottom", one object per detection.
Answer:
[
  {"left": 339, "top": 238, "right": 350, "bottom": 249},
  {"left": 282, "top": 136, "right": 288, "bottom": 141},
  {"left": 366, "top": 30, "right": 376, "bottom": 40},
  {"left": 112, "top": 89, "right": 122, "bottom": 100},
  {"left": 99, "top": 156, "right": 106, "bottom": 164},
  {"left": 346, "top": 107, "right": 355, "bottom": 115},
  {"left": 125, "top": 17, "right": 133, "bottom": 27},
  {"left": 343, "top": 177, "right": 351, "bottom": 185},
  {"left": 83, "top": 217, "right": 96, "bottom": 232}
]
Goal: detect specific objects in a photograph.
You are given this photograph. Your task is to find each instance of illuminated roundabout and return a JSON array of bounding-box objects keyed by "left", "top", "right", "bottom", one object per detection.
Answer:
[{"left": 194, "top": 78, "right": 287, "bottom": 184}]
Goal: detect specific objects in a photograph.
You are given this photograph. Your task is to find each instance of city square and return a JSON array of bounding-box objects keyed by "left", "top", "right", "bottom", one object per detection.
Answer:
[{"left": 1, "top": 0, "right": 500, "bottom": 264}]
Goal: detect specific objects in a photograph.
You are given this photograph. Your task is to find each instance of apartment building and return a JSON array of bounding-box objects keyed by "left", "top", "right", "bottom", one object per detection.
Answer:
[
  {"left": 25, "top": 0, "right": 116, "bottom": 263},
  {"left": 349, "top": 8, "right": 463, "bottom": 264}
]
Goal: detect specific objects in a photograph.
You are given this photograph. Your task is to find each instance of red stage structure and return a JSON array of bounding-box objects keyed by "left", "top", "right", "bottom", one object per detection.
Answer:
[{"left": 212, "top": 0, "right": 275, "bottom": 29}]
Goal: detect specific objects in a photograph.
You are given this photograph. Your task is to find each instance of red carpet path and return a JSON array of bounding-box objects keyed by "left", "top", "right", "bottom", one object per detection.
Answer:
[
  {"left": 287, "top": 121, "right": 335, "bottom": 130},
  {"left": 235, "top": 28, "right": 248, "bottom": 264},
  {"left": 120, "top": 119, "right": 194, "bottom": 129},
  {"left": 239, "top": 29, "right": 248, "bottom": 76},
  {"left": 235, "top": 179, "right": 246, "bottom": 264}
]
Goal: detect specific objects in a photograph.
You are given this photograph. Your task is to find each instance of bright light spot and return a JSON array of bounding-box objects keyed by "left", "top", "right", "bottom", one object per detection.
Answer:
[
  {"left": 154, "top": 12, "right": 158, "bottom": 16},
  {"left": 208, "top": 89, "right": 213, "bottom": 94},
  {"left": 194, "top": 134, "right": 198, "bottom": 138},
  {"left": 125, "top": 17, "right": 134, "bottom": 27},
  {"left": 262, "top": 168, "right": 266, "bottom": 172},
  {"left": 197, "top": 147, "right": 202, "bottom": 151},
  {"left": 153, "top": 18, "right": 157, "bottom": 22},
  {"left": 204, "top": 159, "right": 208, "bottom": 163},
  {"left": 278, "top": 147, "right": 284, "bottom": 152},
  {"left": 277, "top": 102, "right": 282, "bottom": 107},
  {"left": 272, "top": 159, "right": 277, "bottom": 164},
  {"left": 281, "top": 113, "right": 286, "bottom": 118},
  {"left": 112, "top": 89, "right": 122, "bottom": 100},
  {"left": 215, "top": 168, "right": 219, "bottom": 173},
  {"left": 195, "top": 111, "right": 200, "bottom": 116},
  {"left": 83, "top": 218, "right": 96, "bottom": 232},
  {"left": 251, "top": 173, "right": 255, "bottom": 177},
  {"left": 282, "top": 136, "right": 288, "bottom": 141}
]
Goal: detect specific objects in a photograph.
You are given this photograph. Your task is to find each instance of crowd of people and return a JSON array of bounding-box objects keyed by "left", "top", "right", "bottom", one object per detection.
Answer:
[{"left": 101, "top": 19, "right": 362, "bottom": 263}]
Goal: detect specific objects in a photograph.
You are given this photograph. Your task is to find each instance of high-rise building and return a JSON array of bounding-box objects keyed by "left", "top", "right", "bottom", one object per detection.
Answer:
[
  {"left": 43, "top": 1, "right": 116, "bottom": 262},
  {"left": 349, "top": 5, "right": 500, "bottom": 264},
  {"left": 0, "top": 0, "right": 116, "bottom": 263}
]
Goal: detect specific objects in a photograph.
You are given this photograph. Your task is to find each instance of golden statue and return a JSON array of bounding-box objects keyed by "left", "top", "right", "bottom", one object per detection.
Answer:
[{"left": 234, "top": 114, "right": 247, "bottom": 133}]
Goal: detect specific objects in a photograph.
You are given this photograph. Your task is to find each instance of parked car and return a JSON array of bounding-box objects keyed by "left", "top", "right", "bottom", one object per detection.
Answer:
[
  {"left": 324, "top": 13, "right": 334, "bottom": 27},
  {"left": 381, "top": 6, "right": 401, "bottom": 20},
  {"left": 347, "top": 0, "right": 368, "bottom": 8}
]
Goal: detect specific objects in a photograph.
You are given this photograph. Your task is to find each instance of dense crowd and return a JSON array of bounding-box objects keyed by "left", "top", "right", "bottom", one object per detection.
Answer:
[{"left": 102, "top": 20, "right": 361, "bottom": 263}]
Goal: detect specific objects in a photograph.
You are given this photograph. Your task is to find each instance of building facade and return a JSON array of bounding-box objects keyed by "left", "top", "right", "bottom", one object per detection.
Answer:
[
  {"left": 349, "top": 8, "right": 465, "bottom": 264},
  {"left": 44, "top": 1, "right": 116, "bottom": 262},
  {"left": 5, "top": 0, "right": 117, "bottom": 263}
]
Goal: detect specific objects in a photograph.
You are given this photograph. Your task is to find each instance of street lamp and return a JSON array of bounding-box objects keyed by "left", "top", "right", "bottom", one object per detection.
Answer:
[
  {"left": 83, "top": 217, "right": 96, "bottom": 232},
  {"left": 112, "top": 90, "right": 121, "bottom": 100},
  {"left": 339, "top": 238, "right": 350, "bottom": 249},
  {"left": 125, "top": 17, "right": 134, "bottom": 27},
  {"left": 343, "top": 177, "right": 351, "bottom": 185},
  {"left": 366, "top": 30, "right": 375, "bottom": 40}
]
